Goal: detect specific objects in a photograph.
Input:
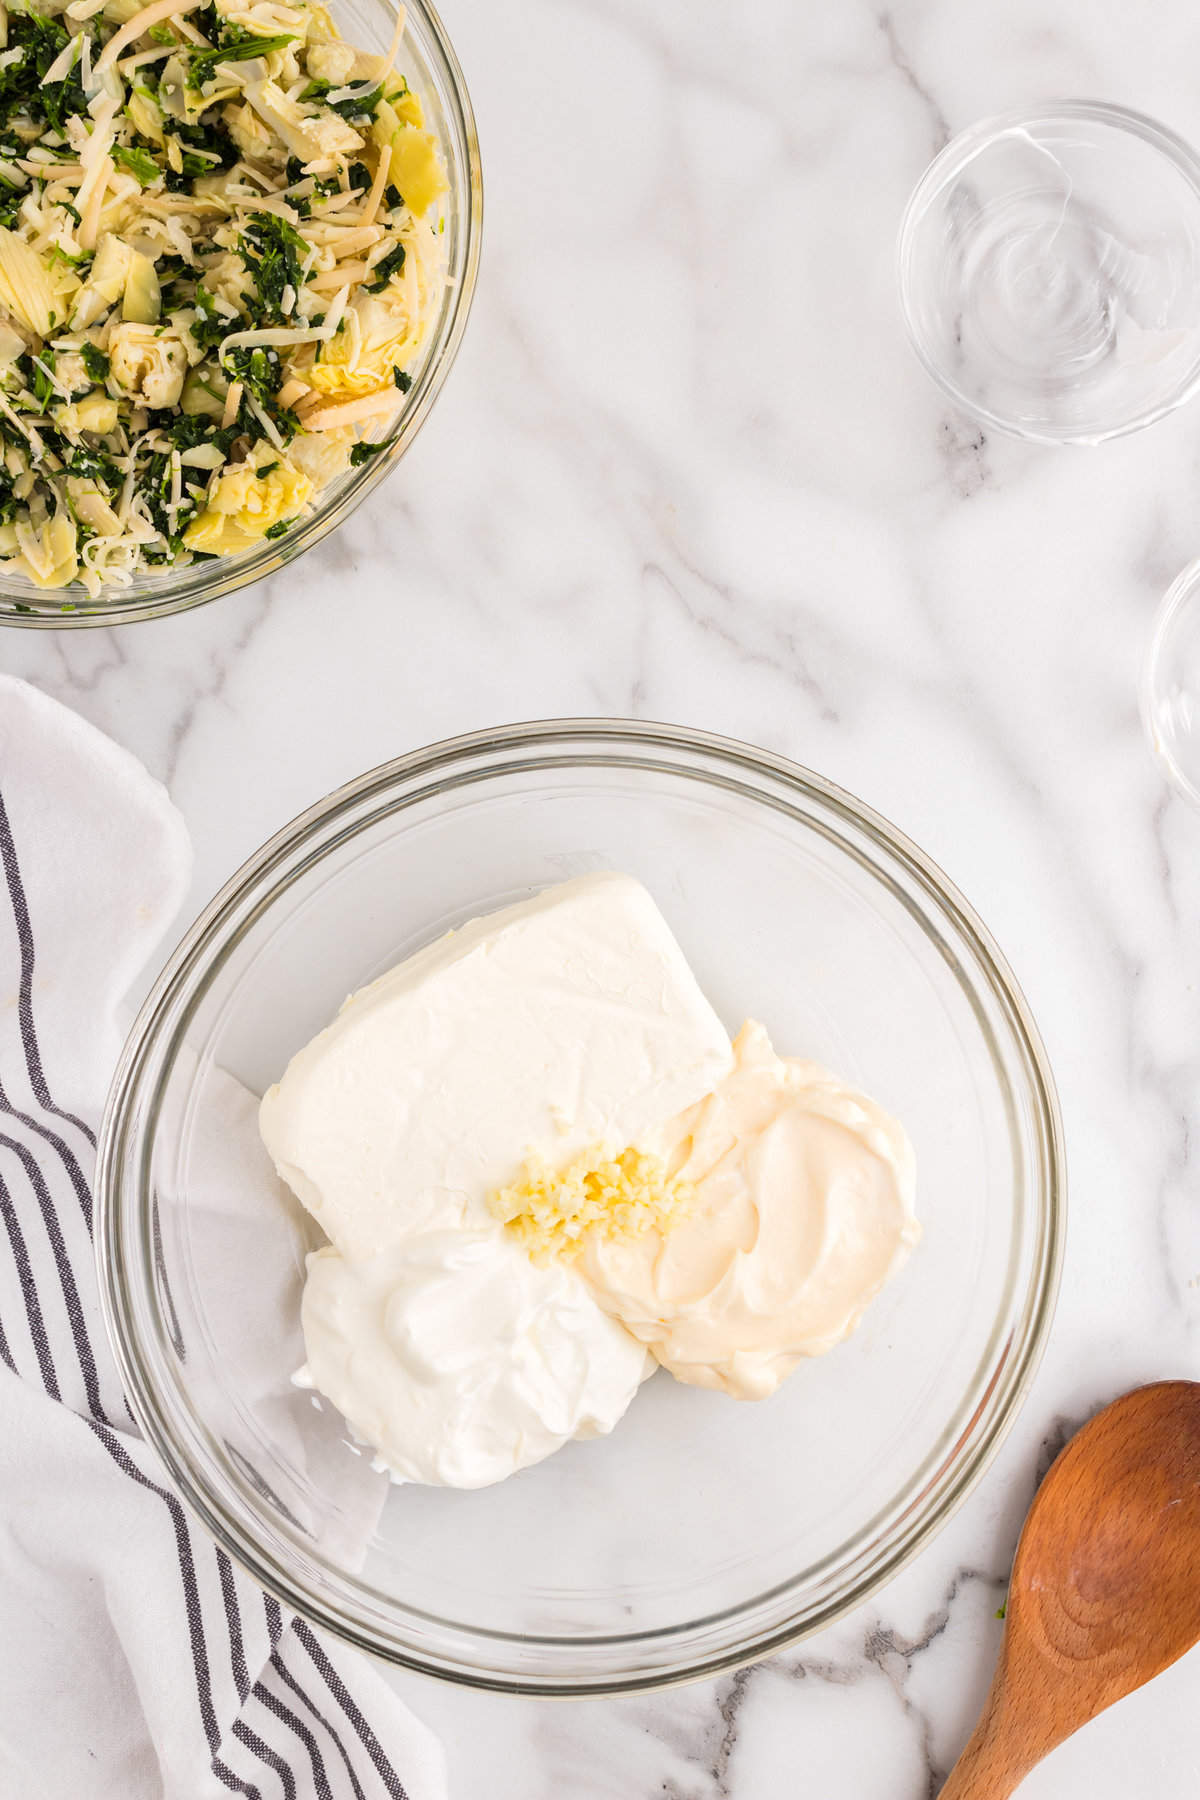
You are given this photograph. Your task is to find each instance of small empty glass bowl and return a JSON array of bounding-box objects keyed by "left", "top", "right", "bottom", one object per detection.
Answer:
[
  {"left": 898, "top": 102, "right": 1200, "bottom": 444},
  {"left": 1143, "top": 558, "right": 1200, "bottom": 808},
  {"left": 97, "top": 722, "right": 1064, "bottom": 1693}
]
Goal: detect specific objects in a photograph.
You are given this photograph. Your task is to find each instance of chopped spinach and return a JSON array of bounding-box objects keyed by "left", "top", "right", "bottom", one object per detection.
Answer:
[
  {"left": 192, "top": 2, "right": 221, "bottom": 42},
  {"left": 365, "top": 242, "right": 406, "bottom": 293},
  {"left": 189, "top": 285, "right": 229, "bottom": 352},
  {"left": 237, "top": 210, "right": 308, "bottom": 325},
  {"left": 112, "top": 144, "right": 162, "bottom": 186},
  {"left": 187, "top": 28, "right": 296, "bottom": 91},
  {"left": 165, "top": 411, "right": 237, "bottom": 457},
  {"left": 0, "top": 456, "right": 19, "bottom": 523},
  {"left": 171, "top": 114, "right": 238, "bottom": 168},
  {"left": 349, "top": 439, "right": 385, "bottom": 465},
  {"left": 225, "top": 342, "right": 284, "bottom": 399},
  {"left": 301, "top": 77, "right": 383, "bottom": 122},
  {"left": 80, "top": 344, "right": 110, "bottom": 384},
  {"left": 289, "top": 157, "right": 341, "bottom": 195},
  {"left": 0, "top": 10, "right": 83, "bottom": 135},
  {"left": 224, "top": 342, "right": 299, "bottom": 442},
  {"left": 0, "top": 175, "right": 24, "bottom": 230},
  {"left": 17, "top": 351, "right": 55, "bottom": 411},
  {"left": 42, "top": 49, "right": 87, "bottom": 136},
  {"left": 136, "top": 444, "right": 195, "bottom": 555},
  {"left": 163, "top": 139, "right": 223, "bottom": 190},
  {"left": 59, "top": 441, "right": 114, "bottom": 480}
]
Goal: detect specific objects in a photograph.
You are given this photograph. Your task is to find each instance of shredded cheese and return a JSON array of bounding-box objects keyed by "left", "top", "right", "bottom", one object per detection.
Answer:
[
  {"left": 31, "top": 356, "right": 74, "bottom": 403},
  {"left": 0, "top": 393, "right": 32, "bottom": 443},
  {"left": 116, "top": 451, "right": 140, "bottom": 525},
  {"left": 342, "top": 300, "right": 361, "bottom": 370},
  {"left": 245, "top": 388, "right": 284, "bottom": 449},
  {"left": 323, "top": 224, "right": 384, "bottom": 258},
  {"left": 42, "top": 35, "right": 83, "bottom": 85},
  {"left": 165, "top": 447, "right": 183, "bottom": 530},
  {"left": 275, "top": 376, "right": 310, "bottom": 409},
  {"left": 217, "top": 324, "right": 336, "bottom": 369},
  {"left": 17, "top": 160, "right": 84, "bottom": 181},
  {"left": 358, "top": 141, "right": 391, "bottom": 228},
  {"left": 115, "top": 43, "right": 177, "bottom": 70},
  {"left": 96, "top": 0, "right": 201, "bottom": 70},
  {"left": 296, "top": 386, "right": 399, "bottom": 429},
  {"left": 375, "top": 2, "right": 406, "bottom": 83},
  {"left": 318, "top": 279, "right": 350, "bottom": 339},
  {"left": 220, "top": 380, "right": 243, "bottom": 428},
  {"left": 309, "top": 259, "right": 368, "bottom": 290},
  {"left": 77, "top": 155, "right": 114, "bottom": 252}
]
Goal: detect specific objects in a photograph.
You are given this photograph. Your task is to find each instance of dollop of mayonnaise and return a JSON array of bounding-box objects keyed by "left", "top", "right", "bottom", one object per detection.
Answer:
[{"left": 578, "top": 1021, "right": 919, "bottom": 1400}]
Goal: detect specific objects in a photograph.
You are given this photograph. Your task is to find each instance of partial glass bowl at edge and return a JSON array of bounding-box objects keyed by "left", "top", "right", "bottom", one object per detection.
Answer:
[
  {"left": 96, "top": 721, "right": 1065, "bottom": 1695},
  {"left": 0, "top": 0, "right": 481, "bottom": 628}
]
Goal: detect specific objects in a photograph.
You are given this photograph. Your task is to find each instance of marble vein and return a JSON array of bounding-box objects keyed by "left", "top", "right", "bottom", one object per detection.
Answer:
[{"left": 877, "top": 10, "right": 952, "bottom": 155}]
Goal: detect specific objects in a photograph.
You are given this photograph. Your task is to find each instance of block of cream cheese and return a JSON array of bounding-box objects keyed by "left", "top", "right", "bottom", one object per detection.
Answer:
[{"left": 259, "top": 873, "right": 734, "bottom": 1263}]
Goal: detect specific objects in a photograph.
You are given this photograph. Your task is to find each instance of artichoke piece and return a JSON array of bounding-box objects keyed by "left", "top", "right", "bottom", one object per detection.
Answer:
[
  {"left": 122, "top": 251, "right": 162, "bottom": 325},
  {"left": 70, "top": 234, "right": 133, "bottom": 330},
  {"left": 180, "top": 366, "right": 227, "bottom": 418},
  {"left": 0, "top": 228, "right": 79, "bottom": 338},
  {"left": 371, "top": 105, "right": 444, "bottom": 215}
]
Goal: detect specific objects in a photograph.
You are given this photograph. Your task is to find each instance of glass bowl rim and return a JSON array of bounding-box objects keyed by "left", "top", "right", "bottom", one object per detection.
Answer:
[
  {"left": 0, "top": 0, "right": 482, "bottom": 630},
  {"left": 95, "top": 718, "right": 1066, "bottom": 1695},
  {"left": 896, "top": 97, "right": 1200, "bottom": 446},
  {"left": 1141, "top": 553, "right": 1200, "bottom": 810}
]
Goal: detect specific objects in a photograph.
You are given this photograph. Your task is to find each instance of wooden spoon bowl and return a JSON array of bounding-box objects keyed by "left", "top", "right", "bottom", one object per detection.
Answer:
[{"left": 940, "top": 1380, "right": 1200, "bottom": 1798}]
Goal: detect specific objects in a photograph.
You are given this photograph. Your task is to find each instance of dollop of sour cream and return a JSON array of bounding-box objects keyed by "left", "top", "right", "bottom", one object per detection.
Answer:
[{"left": 298, "top": 1230, "right": 653, "bottom": 1488}]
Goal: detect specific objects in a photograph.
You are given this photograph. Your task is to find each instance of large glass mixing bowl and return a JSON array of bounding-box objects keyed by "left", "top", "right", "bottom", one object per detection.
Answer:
[
  {"left": 97, "top": 722, "right": 1065, "bottom": 1693},
  {"left": 0, "top": 0, "right": 480, "bottom": 628}
]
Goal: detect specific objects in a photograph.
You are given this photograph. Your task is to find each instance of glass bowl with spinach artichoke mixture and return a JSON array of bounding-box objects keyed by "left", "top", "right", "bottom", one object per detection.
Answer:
[{"left": 0, "top": 0, "right": 453, "bottom": 600}]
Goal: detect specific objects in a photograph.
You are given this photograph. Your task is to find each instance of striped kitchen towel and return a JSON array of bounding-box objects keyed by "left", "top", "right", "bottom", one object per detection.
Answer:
[{"left": 0, "top": 676, "right": 447, "bottom": 1800}]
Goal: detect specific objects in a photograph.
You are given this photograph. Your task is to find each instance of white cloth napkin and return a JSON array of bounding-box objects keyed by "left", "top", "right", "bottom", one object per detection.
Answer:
[{"left": 0, "top": 675, "right": 447, "bottom": 1800}]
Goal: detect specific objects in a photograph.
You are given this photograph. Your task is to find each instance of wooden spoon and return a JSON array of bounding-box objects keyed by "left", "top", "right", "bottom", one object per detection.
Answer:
[{"left": 940, "top": 1380, "right": 1200, "bottom": 1799}]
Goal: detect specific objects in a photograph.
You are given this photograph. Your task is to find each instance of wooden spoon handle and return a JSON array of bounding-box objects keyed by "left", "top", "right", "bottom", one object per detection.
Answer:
[
  {"left": 938, "top": 1732, "right": 1024, "bottom": 1800},
  {"left": 938, "top": 1682, "right": 1040, "bottom": 1800}
]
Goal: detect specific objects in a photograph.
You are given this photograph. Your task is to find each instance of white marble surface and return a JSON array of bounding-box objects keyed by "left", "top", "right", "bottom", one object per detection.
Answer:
[{"left": 6, "top": 0, "right": 1200, "bottom": 1791}]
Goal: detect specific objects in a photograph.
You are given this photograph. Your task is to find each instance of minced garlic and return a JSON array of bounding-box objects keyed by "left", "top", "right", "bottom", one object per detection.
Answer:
[{"left": 489, "top": 1145, "right": 693, "bottom": 1265}]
